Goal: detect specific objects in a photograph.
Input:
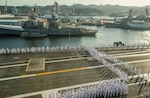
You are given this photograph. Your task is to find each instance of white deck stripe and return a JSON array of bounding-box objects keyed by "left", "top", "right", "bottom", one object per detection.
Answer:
[
  {"left": 85, "top": 66, "right": 102, "bottom": 69},
  {"left": 45, "top": 57, "right": 86, "bottom": 63},
  {"left": 110, "top": 50, "right": 150, "bottom": 56},
  {"left": 0, "top": 57, "right": 88, "bottom": 69},
  {"left": 0, "top": 63, "right": 27, "bottom": 69},
  {"left": 128, "top": 59, "right": 150, "bottom": 64},
  {"left": 0, "top": 55, "right": 79, "bottom": 66},
  {"left": 45, "top": 55, "right": 80, "bottom": 60},
  {"left": 115, "top": 53, "right": 150, "bottom": 58},
  {"left": 0, "top": 61, "right": 27, "bottom": 66},
  {"left": 0, "top": 65, "right": 103, "bottom": 82},
  {"left": 0, "top": 74, "right": 35, "bottom": 81},
  {"left": 0, "top": 56, "right": 149, "bottom": 69}
]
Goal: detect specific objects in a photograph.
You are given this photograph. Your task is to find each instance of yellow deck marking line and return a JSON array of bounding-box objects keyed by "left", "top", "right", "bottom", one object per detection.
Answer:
[
  {"left": 0, "top": 67, "right": 87, "bottom": 81},
  {"left": 36, "top": 67, "right": 86, "bottom": 76},
  {"left": 25, "top": 58, "right": 31, "bottom": 72},
  {"left": 44, "top": 58, "right": 46, "bottom": 70}
]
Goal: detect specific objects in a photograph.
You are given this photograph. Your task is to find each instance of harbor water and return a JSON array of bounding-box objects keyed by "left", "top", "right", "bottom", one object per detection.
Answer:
[{"left": 0, "top": 26, "right": 150, "bottom": 49}]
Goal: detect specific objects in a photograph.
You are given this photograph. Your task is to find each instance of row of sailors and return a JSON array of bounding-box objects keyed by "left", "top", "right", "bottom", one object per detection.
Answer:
[
  {"left": 88, "top": 47, "right": 142, "bottom": 77},
  {"left": 96, "top": 49, "right": 150, "bottom": 82},
  {"left": 97, "top": 50, "right": 137, "bottom": 72},
  {"left": 0, "top": 43, "right": 150, "bottom": 55},
  {"left": 0, "top": 46, "right": 84, "bottom": 55},
  {"left": 94, "top": 54, "right": 128, "bottom": 81},
  {"left": 87, "top": 43, "right": 150, "bottom": 48},
  {"left": 113, "top": 43, "right": 150, "bottom": 47},
  {"left": 96, "top": 49, "right": 147, "bottom": 80},
  {"left": 126, "top": 43, "right": 150, "bottom": 47},
  {"left": 86, "top": 47, "right": 128, "bottom": 81},
  {"left": 88, "top": 47, "right": 150, "bottom": 82},
  {"left": 146, "top": 86, "right": 150, "bottom": 96},
  {"left": 137, "top": 70, "right": 150, "bottom": 82},
  {"left": 57, "top": 79, "right": 128, "bottom": 98}
]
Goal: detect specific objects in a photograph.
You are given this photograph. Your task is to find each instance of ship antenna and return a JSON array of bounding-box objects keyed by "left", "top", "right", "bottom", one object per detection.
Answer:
[
  {"left": 4, "top": 0, "right": 7, "bottom": 14},
  {"left": 53, "top": 1, "right": 56, "bottom": 15},
  {"left": 69, "top": 29, "right": 70, "bottom": 46},
  {"left": 128, "top": 8, "right": 133, "bottom": 22},
  {"left": 146, "top": 8, "right": 149, "bottom": 19}
]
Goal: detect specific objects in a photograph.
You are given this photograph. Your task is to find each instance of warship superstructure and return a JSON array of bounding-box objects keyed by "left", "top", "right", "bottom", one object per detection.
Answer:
[{"left": 0, "top": 18, "right": 97, "bottom": 37}]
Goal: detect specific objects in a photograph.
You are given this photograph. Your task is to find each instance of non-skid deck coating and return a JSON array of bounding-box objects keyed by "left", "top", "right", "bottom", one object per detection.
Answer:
[
  {"left": 26, "top": 58, "right": 45, "bottom": 72},
  {"left": 1, "top": 49, "right": 150, "bottom": 98}
]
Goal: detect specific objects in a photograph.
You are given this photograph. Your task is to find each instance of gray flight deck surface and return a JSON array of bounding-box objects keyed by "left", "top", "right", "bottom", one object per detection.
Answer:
[{"left": 0, "top": 47, "right": 150, "bottom": 98}]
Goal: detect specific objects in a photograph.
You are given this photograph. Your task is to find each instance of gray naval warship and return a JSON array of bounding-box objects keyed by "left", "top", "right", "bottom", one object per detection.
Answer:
[{"left": 0, "top": 18, "right": 97, "bottom": 37}]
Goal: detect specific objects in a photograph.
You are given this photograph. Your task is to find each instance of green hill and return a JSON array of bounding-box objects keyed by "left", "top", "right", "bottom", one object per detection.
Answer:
[{"left": 0, "top": 4, "right": 150, "bottom": 16}]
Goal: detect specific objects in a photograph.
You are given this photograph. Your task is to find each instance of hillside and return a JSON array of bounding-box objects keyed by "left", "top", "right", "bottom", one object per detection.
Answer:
[{"left": 0, "top": 4, "right": 150, "bottom": 16}]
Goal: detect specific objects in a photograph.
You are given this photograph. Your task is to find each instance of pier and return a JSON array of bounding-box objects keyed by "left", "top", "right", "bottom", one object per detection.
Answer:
[{"left": 1, "top": 45, "right": 150, "bottom": 98}]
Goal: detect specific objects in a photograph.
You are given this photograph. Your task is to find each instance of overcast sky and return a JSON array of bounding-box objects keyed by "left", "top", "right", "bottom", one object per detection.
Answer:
[{"left": 1, "top": 0, "right": 150, "bottom": 6}]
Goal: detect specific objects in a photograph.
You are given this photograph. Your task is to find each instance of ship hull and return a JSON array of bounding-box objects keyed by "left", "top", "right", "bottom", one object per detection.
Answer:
[
  {"left": 124, "top": 21, "right": 150, "bottom": 30},
  {"left": 103, "top": 22, "right": 123, "bottom": 28},
  {"left": 0, "top": 25, "right": 97, "bottom": 36},
  {"left": 124, "top": 26, "right": 150, "bottom": 30},
  {"left": 46, "top": 28, "right": 97, "bottom": 36},
  {"left": 0, "top": 27, "right": 21, "bottom": 35}
]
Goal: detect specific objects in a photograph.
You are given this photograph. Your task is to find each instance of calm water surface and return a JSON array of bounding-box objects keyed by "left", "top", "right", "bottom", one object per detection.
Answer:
[{"left": 0, "top": 26, "right": 150, "bottom": 49}]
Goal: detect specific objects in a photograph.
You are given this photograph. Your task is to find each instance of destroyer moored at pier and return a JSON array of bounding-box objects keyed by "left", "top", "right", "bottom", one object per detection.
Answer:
[{"left": 0, "top": 18, "right": 97, "bottom": 37}]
